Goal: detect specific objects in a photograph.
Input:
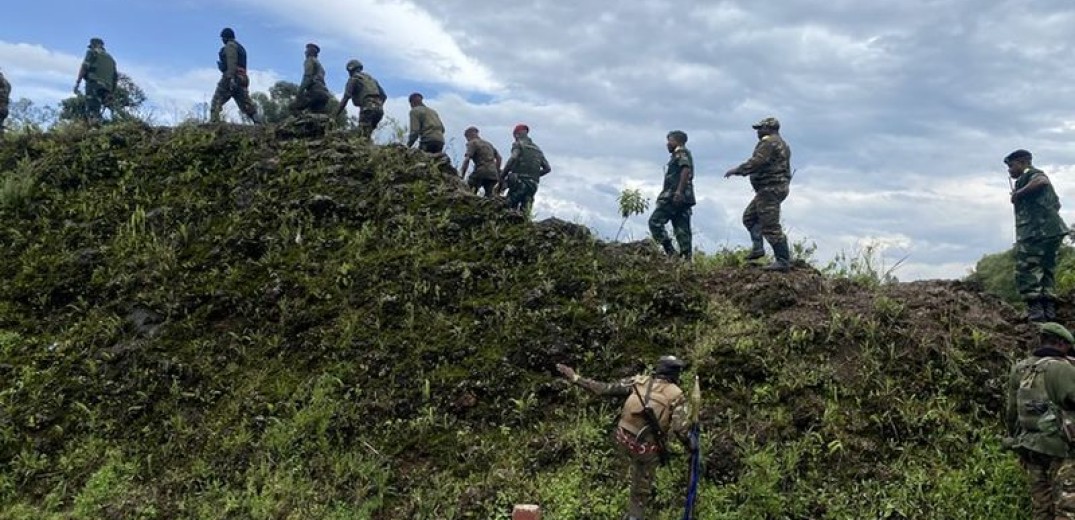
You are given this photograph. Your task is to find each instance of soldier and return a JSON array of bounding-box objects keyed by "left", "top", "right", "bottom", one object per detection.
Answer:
[
  {"left": 210, "top": 28, "right": 261, "bottom": 124},
  {"left": 459, "top": 126, "right": 502, "bottom": 197},
  {"left": 649, "top": 130, "right": 695, "bottom": 260},
  {"left": 335, "top": 59, "right": 386, "bottom": 139},
  {"left": 1007, "top": 149, "right": 1069, "bottom": 322},
  {"left": 724, "top": 117, "right": 793, "bottom": 271},
  {"left": 406, "top": 93, "right": 446, "bottom": 153},
  {"left": 0, "top": 69, "right": 10, "bottom": 135},
  {"left": 501, "top": 124, "right": 551, "bottom": 213},
  {"left": 1005, "top": 322, "right": 1075, "bottom": 520},
  {"left": 73, "top": 37, "right": 117, "bottom": 125},
  {"left": 556, "top": 356, "right": 692, "bottom": 520},
  {"left": 289, "top": 43, "right": 332, "bottom": 116}
]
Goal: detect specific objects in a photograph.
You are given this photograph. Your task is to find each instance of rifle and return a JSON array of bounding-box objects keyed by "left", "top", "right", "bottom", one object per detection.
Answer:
[{"left": 632, "top": 380, "right": 669, "bottom": 465}]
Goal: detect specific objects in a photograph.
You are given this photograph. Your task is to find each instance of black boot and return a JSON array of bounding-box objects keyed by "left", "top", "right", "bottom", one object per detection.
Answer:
[
  {"left": 661, "top": 239, "right": 676, "bottom": 256},
  {"left": 762, "top": 237, "right": 791, "bottom": 272},
  {"left": 1043, "top": 297, "right": 1057, "bottom": 321},
  {"left": 1027, "top": 299, "right": 1046, "bottom": 322},
  {"left": 746, "top": 225, "right": 765, "bottom": 260}
]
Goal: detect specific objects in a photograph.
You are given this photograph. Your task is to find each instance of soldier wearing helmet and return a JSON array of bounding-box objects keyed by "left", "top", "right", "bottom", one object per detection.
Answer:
[
  {"left": 210, "top": 28, "right": 261, "bottom": 124},
  {"left": 73, "top": 37, "right": 117, "bottom": 125},
  {"left": 1005, "top": 322, "right": 1075, "bottom": 519},
  {"left": 335, "top": 59, "right": 387, "bottom": 139},
  {"left": 557, "top": 356, "right": 693, "bottom": 520},
  {"left": 724, "top": 116, "right": 793, "bottom": 271}
]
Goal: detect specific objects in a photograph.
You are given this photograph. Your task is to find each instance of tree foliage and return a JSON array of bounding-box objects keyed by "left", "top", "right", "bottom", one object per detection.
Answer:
[
  {"left": 615, "top": 188, "right": 650, "bottom": 241},
  {"left": 966, "top": 244, "right": 1075, "bottom": 305},
  {"left": 250, "top": 80, "right": 348, "bottom": 126},
  {"left": 58, "top": 73, "right": 147, "bottom": 123}
]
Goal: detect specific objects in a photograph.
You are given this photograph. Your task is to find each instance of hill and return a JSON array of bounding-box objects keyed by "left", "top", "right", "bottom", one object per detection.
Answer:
[{"left": 0, "top": 122, "right": 1040, "bottom": 519}]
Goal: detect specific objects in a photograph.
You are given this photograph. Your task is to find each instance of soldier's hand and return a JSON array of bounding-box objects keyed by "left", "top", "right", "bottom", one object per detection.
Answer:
[
  {"left": 72, "top": 84, "right": 80, "bottom": 95},
  {"left": 723, "top": 169, "right": 737, "bottom": 178},
  {"left": 555, "top": 363, "right": 577, "bottom": 381}
]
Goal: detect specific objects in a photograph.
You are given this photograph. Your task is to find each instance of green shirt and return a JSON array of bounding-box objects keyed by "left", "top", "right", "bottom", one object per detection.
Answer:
[
  {"left": 299, "top": 56, "right": 328, "bottom": 94},
  {"left": 408, "top": 105, "right": 445, "bottom": 145},
  {"left": 81, "top": 48, "right": 117, "bottom": 91},
  {"left": 344, "top": 72, "right": 386, "bottom": 109},
  {"left": 658, "top": 146, "right": 695, "bottom": 206},
  {"left": 465, "top": 138, "right": 501, "bottom": 180},
  {"left": 504, "top": 136, "right": 550, "bottom": 179},
  {"left": 1014, "top": 167, "right": 1068, "bottom": 241},
  {"left": 733, "top": 133, "right": 791, "bottom": 191},
  {"left": 1006, "top": 353, "right": 1075, "bottom": 457}
]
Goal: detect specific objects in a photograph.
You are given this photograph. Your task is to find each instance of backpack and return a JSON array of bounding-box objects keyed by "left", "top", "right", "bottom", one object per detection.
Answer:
[{"left": 1017, "top": 357, "right": 1075, "bottom": 441}]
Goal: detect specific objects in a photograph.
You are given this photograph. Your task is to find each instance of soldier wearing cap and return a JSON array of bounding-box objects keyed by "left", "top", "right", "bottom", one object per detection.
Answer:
[
  {"left": 0, "top": 68, "right": 10, "bottom": 135},
  {"left": 460, "top": 126, "right": 503, "bottom": 197},
  {"left": 725, "top": 117, "right": 793, "bottom": 271},
  {"left": 1005, "top": 322, "right": 1075, "bottom": 520},
  {"left": 335, "top": 59, "right": 386, "bottom": 139},
  {"left": 406, "top": 93, "right": 446, "bottom": 153},
  {"left": 1007, "top": 149, "right": 1069, "bottom": 322},
  {"left": 210, "top": 28, "right": 261, "bottom": 124},
  {"left": 290, "top": 43, "right": 332, "bottom": 116},
  {"left": 501, "top": 124, "right": 551, "bottom": 213},
  {"left": 649, "top": 130, "right": 695, "bottom": 259},
  {"left": 557, "top": 357, "right": 692, "bottom": 520},
  {"left": 73, "top": 37, "right": 117, "bottom": 125}
]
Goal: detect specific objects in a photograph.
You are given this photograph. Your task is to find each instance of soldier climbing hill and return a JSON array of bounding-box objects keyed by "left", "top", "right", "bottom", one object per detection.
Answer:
[{"left": 210, "top": 28, "right": 261, "bottom": 124}]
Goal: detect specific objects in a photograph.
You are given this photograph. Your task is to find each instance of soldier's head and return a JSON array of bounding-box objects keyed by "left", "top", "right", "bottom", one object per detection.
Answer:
[
  {"left": 408, "top": 92, "right": 425, "bottom": 107},
  {"left": 88, "top": 37, "right": 105, "bottom": 49},
  {"left": 464, "top": 126, "right": 480, "bottom": 141},
  {"left": 666, "top": 130, "right": 688, "bottom": 153},
  {"left": 654, "top": 355, "right": 687, "bottom": 383},
  {"left": 220, "top": 27, "right": 236, "bottom": 43},
  {"left": 1005, "top": 149, "right": 1033, "bottom": 177},
  {"left": 512, "top": 123, "right": 530, "bottom": 139},
  {"left": 305, "top": 43, "right": 320, "bottom": 57},
  {"left": 346, "top": 59, "right": 364, "bottom": 73},
  {"left": 1040, "top": 322, "right": 1074, "bottom": 352},
  {"left": 752, "top": 116, "right": 780, "bottom": 138}
]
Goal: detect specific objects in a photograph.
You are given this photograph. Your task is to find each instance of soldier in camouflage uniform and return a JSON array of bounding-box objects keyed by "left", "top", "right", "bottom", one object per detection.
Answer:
[
  {"left": 210, "top": 28, "right": 261, "bottom": 124},
  {"left": 0, "top": 69, "right": 10, "bottom": 135},
  {"left": 725, "top": 117, "right": 794, "bottom": 271},
  {"left": 501, "top": 124, "right": 551, "bottom": 213},
  {"left": 1007, "top": 149, "right": 1069, "bottom": 322},
  {"left": 289, "top": 43, "right": 332, "bottom": 116},
  {"left": 557, "top": 357, "right": 692, "bottom": 520},
  {"left": 649, "top": 130, "right": 695, "bottom": 260},
  {"left": 335, "top": 59, "right": 386, "bottom": 139},
  {"left": 406, "top": 93, "right": 446, "bottom": 153},
  {"left": 1005, "top": 322, "right": 1075, "bottom": 520},
  {"left": 73, "top": 38, "right": 117, "bottom": 125},
  {"left": 460, "top": 126, "right": 502, "bottom": 197}
]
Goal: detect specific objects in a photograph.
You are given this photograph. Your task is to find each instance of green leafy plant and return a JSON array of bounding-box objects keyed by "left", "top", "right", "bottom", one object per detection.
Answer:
[{"left": 615, "top": 188, "right": 649, "bottom": 241}]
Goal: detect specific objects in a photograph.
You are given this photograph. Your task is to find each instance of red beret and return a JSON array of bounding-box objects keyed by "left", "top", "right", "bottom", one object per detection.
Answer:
[{"left": 513, "top": 124, "right": 529, "bottom": 134}]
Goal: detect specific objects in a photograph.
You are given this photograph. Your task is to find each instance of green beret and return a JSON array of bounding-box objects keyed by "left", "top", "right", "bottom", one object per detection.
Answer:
[{"left": 1041, "top": 322, "right": 1074, "bottom": 344}]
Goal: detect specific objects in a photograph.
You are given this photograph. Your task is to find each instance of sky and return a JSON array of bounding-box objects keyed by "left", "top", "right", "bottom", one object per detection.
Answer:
[{"left": 5, "top": 0, "right": 1075, "bottom": 280}]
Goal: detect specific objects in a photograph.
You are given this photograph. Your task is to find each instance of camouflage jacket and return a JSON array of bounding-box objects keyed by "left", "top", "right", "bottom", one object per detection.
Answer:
[
  {"left": 1014, "top": 167, "right": 1068, "bottom": 241},
  {"left": 733, "top": 133, "right": 791, "bottom": 191},
  {"left": 465, "top": 138, "right": 501, "bottom": 179},
  {"left": 344, "top": 72, "right": 386, "bottom": 109},
  {"left": 408, "top": 105, "right": 445, "bottom": 145},
  {"left": 503, "top": 137, "right": 550, "bottom": 180},
  {"left": 217, "top": 40, "right": 247, "bottom": 78},
  {"left": 1005, "top": 349, "right": 1075, "bottom": 458},
  {"left": 299, "top": 56, "right": 329, "bottom": 94},
  {"left": 658, "top": 146, "right": 695, "bottom": 206},
  {"left": 81, "top": 48, "right": 117, "bottom": 90},
  {"left": 575, "top": 374, "right": 690, "bottom": 444}
]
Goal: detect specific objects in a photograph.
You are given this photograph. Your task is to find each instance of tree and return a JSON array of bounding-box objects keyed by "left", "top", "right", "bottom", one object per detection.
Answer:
[
  {"left": 615, "top": 188, "right": 650, "bottom": 241},
  {"left": 251, "top": 80, "right": 348, "bottom": 126},
  {"left": 6, "top": 98, "right": 58, "bottom": 131},
  {"left": 58, "top": 73, "right": 147, "bottom": 123}
]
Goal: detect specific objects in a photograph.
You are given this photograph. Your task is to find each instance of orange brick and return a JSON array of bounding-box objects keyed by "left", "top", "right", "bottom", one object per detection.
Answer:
[{"left": 512, "top": 504, "right": 541, "bottom": 520}]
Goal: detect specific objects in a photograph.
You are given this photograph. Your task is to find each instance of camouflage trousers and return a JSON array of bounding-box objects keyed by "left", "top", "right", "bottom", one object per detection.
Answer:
[
  {"left": 357, "top": 106, "right": 384, "bottom": 139},
  {"left": 210, "top": 76, "right": 258, "bottom": 122},
  {"left": 1016, "top": 235, "right": 1064, "bottom": 301},
  {"left": 84, "top": 81, "right": 113, "bottom": 124},
  {"left": 0, "top": 103, "right": 7, "bottom": 134},
  {"left": 743, "top": 184, "right": 789, "bottom": 244},
  {"left": 1020, "top": 451, "right": 1075, "bottom": 520},
  {"left": 506, "top": 175, "right": 540, "bottom": 213},
  {"left": 467, "top": 170, "right": 499, "bottom": 198},
  {"left": 619, "top": 443, "right": 660, "bottom": 519},
  {"left": 420, "top": 140, "right": 445, "bottom": 154},
  {"left": 649, "top": 201, "right": 692, "bottom": 257},
  {"left": 289, "top": 89, "right": 332, "bottom": 116}
]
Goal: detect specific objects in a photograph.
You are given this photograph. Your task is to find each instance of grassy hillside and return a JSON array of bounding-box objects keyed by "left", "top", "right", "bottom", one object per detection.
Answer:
[{"left": 0, "top": 122, "right": 1040, "bottom": 519}]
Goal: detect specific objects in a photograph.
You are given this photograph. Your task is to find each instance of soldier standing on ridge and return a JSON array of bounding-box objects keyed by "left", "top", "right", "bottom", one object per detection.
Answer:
[
  {"left": 1007, "top": 149, "right": 1069, "bottom": 322},
  {"left": 0, "top": 69, "right": 10, "bottom": 135},
  {"left": 459, "top": 126, "right": 502, "bottom": 197},
  {"left": 556, "top": 357, "right": 692, "bottom": 520},
  {"left": 724, "top": 117, "right": 793, "bottom": 271},
  {"left": 501, "top": 124, "right": 551, "bottom": 213},
  {"left": 73, "top": 37, "right": 117, "bottom": 125},
  {"left": 406, "top": 93, "right": 446, "bottom": 153},
  {"left": 210, "top": 28, "right": 261, "bottom": 124},
  {"left": 649, "top": 130, "right": 695, "bottom": 260},
  {"left": 335, "top": 59, "right": 386, "bottom": 139},
  {"left": 289, "top": 43, "right": 332, "bottom": 116},
  {"left": 1005, "top": 322, "right": 1075, "bottom": 520}
]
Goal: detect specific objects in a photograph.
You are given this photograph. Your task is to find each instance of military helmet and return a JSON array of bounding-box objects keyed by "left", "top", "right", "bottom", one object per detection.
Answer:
[
  {"left": 1040, "top": 322, "right": 1075, "bottom": 344},
  {"left": 346, "top": 59, "right": 364, "bottom": 72},
  {"left": 220, "top": 27, "right": 236, "bottom": 39},
  {"left": 88, "top": 37, "right": 104, "bottom": 48},
  {"left": 1005, "top": 149, "right": 1033, "bottom": 164},
  {"left": 655, "top": 355, "right": 687, "bottom": 376},
  {"left": 752, "top": 117, "right": 781, "bottom": 130}
]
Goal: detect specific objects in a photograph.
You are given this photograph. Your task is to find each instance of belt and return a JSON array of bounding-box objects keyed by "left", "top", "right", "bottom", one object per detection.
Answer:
[{"left": 615, "top": 427, "right": 661, "bottom": 456}]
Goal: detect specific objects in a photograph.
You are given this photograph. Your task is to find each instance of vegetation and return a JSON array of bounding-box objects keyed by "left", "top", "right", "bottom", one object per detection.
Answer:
[
  {"left": 615, "top": 188, "right": 649, "bottom": 241},
  {"left": 967, "top": 245, "right": 1075, "bottom": 306},
  {"left": 0, "top": 123, "right": 1044, "bottom": 518}
]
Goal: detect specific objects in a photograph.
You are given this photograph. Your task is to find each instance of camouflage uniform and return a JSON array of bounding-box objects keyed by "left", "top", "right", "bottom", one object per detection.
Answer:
[
  {"left": 1013, "top": 167, "right": 1068, "bottom": 304},
  {"left": 1006, "top": 325, "right": 1075, "bottom": 520},
  {"left": 341, "top": 69, "right": 386, "bottom": 138},
  {"left": 77, "top": 43, "right": 117, "bottom": 124},
  {"left": 210, "top": 39, "right": 259, "bottom": 123},
  {"left": 408, "top": 104, "right": 446, "bottom": 153},
  {"left": 502, "top": 135, "right": 551, "bottom": 213},
  {"left": 731, "top": 135, "right": 791, "bottom": 246},
  {"left": 291, "top": 54, "right": 332, "bottom": 115},
  {"left": 464, "top": 137, "right": 502, "bottom": 197},
  {"left": 572, "top": 373, "right": 689, "bottom": 520},
  {"left": 649, "top": 144, "right": 695, "bottom": 259},
  {"left": 0, "top": 71, "right": 10, "bottom": 135}
]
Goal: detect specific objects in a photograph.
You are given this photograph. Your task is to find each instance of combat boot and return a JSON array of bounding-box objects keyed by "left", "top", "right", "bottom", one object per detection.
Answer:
[
  {"left": 1043, "top": 297, "right": 1057, "bottom": 321},
  {"left": 761, "top": 237, "right": 791, "bottom": 272},
  {"left": 746, "top": 225, "right": 765, "bottom": 260},
  {"left": 661, "top": 239, "right": 676, "bottom": 257},
  {"left": 1026, "top": 299, "right": 1046, "bottom": 322}
]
